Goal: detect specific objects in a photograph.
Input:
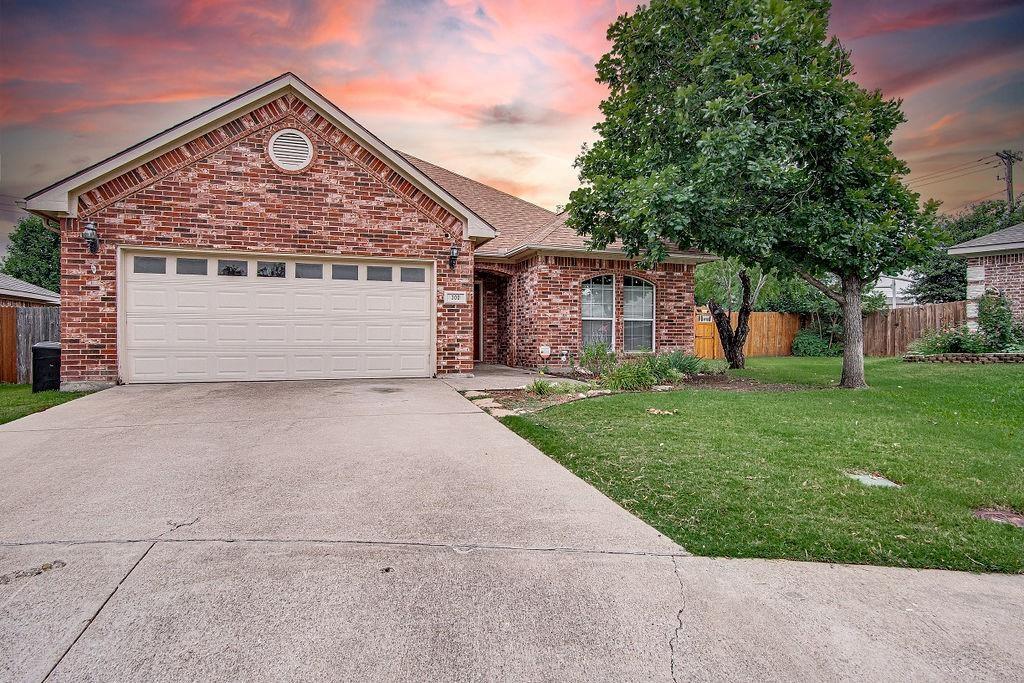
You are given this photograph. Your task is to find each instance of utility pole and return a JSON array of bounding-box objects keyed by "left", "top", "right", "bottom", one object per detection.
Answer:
[{"left": 996, "top": 150, "right": 1022, "bottom": 211}]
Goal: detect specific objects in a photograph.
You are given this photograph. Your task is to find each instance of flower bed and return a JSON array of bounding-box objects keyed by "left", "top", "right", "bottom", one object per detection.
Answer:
[{"left": 904, "top": 353, "right": 1024, "bottom": 363}]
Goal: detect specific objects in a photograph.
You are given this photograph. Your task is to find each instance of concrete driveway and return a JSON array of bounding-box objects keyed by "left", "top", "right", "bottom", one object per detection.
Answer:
[{"left": 2, "top": 380, "right": 1022, "bottom": 681}]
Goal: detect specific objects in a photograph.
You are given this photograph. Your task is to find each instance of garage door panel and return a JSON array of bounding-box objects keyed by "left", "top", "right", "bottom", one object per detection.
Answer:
[
  {"left": 128, "top": 286, "right": 170, "bottom": 311},
  {"left": 294, "top": 323, "right": 326, "bottom": 343},
  {"left": 175, "top": 290, "right": 211, "bottom": 311},
  {"left": 123, "top": 252, "right": 433, "bottom": 382},
  {"left": 330, "top": 294, "right": 359, "bottom": 312},
  {"left": 255, "top": 292, "right": 287, "bottom": 312},
  {"left": 216, "top": 323, "right": 249, "bottom": 343},
  {"left": 365, "top": 296, "right": 393, "bottom": 313},
  {"left": 255, "top": 322, "right": 287, "bottom": 343}
]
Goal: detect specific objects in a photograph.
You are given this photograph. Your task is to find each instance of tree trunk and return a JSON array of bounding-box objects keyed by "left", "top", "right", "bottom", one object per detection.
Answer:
[
  {"left": 839, "top": 274, "right": 867, "bottom": 389},
  {"left": 707, "top": 270, "right": 754, "bottom": 369}
]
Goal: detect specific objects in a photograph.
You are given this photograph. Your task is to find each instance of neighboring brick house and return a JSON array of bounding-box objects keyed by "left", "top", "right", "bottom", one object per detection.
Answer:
[
  {"left": 25, "top": 73, "right": 709, "bottom": 390},
  {"left": 0, "top": 274, "right": 60, "bottom": 308},
  {"left": 948, "top": 222, "right": 1024, "bottom": 328}
]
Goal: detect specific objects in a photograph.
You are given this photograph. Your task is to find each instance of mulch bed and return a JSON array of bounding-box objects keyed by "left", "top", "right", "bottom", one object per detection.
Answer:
[{"left": 480, "top": 373, "right": 805, "bottom": 414}]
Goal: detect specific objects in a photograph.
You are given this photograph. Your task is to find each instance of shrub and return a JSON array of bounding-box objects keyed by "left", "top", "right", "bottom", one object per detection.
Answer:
[
  {"left": 637, "top": 353, "right": 674, "bottom": 383},
  {"left": 663, "top": 350, "right": 703, "bottom": 374},
  {"left": 791, "top": 329, "right": 842, "bottom": 357},
  {"left": 526, "top": 379, "right": 556, "bottom": 397},
  {"left": 977, "top": 291, "right": 1024, "bottom": 351},
  {"left": 603, "top": 360, "right": 657, "bottom": 391},
  {"left": 579, "top": 343, "right": 617, "bottom": 377},
  {"left": 909, "top": 326, "right": 993, "bottom": 355}
]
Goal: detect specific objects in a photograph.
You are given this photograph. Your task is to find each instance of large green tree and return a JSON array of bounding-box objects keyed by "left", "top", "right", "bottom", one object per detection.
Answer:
[
  {"left": 1, "top": 215, "right": 60, "bottom": 293},
  {"left": 908, "top": 199, "right": 1023, "bottom": 304},
  {"left": 567, "top": 0, "right": 937, "bottom": 387}
]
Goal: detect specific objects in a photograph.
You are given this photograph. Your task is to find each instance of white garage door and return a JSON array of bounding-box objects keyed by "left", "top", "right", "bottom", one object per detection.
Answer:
[{"left": 121, "top": 250, "right": 433, "bottom": 383}]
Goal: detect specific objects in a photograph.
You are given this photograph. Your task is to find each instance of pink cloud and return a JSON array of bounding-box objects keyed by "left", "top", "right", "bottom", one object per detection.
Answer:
[{"left": 833, "top": 0, "right": 1018, "bottom": 40}]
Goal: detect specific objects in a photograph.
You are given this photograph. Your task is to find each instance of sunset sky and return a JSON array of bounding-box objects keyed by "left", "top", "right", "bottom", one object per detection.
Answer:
[{"left": 1, "top": 0, "right": 1022, "bottom": 251}]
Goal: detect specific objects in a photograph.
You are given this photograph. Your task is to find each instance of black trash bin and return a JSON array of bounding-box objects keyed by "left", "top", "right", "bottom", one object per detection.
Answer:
[{"left": 32, "top": 341, "right": 61, "bottom": 393}]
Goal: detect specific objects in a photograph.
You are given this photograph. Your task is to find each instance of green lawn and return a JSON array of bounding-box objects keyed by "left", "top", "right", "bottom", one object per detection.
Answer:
[
  {"left": 0, "top": 384, "right": 89, "bottom": 425},
  {"left": 504, "top": 357, "right": 1024, "bottom": 573}
]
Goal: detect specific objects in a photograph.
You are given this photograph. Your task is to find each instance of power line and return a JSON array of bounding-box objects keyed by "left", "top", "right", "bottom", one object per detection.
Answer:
[
  {"left": 950, "top": 190, "right": 1004, "bottom": 211},
  {"left": 914, "top": 162, "right": 1001, "bottom": 189},
  {"left": 912, "top": 155, "right": 997, "bottom": 182}
]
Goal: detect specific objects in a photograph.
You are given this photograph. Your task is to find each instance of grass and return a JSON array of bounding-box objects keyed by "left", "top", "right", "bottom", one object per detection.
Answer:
[
  {"left": 503, "top": 357, "right": 1024, "bottom": 573},
  {"left": 0, "top": 384, "right": 89, "bottom": 425}
]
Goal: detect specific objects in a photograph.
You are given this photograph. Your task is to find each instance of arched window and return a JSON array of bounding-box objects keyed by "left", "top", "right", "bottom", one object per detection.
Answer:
[
  {"left": 623, "top": 276, "right": 655, "bottom": 352},
  {"left": 581, "top": 275, "right": 614, "bottom": 349}
]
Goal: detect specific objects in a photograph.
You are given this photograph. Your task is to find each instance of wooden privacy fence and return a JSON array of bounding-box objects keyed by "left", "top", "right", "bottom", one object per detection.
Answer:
[
  {"left": 863, "top": 300, "right": 966, "bottom": 357},
  {"left": 695, "top": 310, "right": 802, "bottom": 360},
  {"left": 0, "top": 307, "right": 60, "bottom": 384}
]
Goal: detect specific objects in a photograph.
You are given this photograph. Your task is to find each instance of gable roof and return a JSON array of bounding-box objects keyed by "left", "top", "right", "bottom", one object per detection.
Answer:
[
  {"left": 24, "top": 73, "right": 495, "bottom": 241},
  {"left": 400, "top": 153, "right": 557, "bottom": 256},
  {"left": 0, "top": 274, "right": 60, "bottom": 304},
  {"left": 402, "top": 153, "right": 713, "bottom": 263},
  {"left": 948, "top": 223, "right": 1024, "bottom": 256}
]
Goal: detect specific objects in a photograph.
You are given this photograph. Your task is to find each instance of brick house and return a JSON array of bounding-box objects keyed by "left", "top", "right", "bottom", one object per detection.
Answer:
[
  {"left": 25, "top": 74, "right": 709, "bottom": 390},
  {"left": 948, "top": 222, "right": 1024, "bottom": 328}
]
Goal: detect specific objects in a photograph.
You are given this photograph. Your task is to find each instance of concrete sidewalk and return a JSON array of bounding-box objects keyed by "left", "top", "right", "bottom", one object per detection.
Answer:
[{"left": 1, "top": 380, "right": 1021, "bottom": 681}]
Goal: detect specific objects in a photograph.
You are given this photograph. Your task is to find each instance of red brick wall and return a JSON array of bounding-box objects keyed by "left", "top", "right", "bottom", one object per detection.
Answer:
[
  {"left": 476, "top": 255, "right": 695, "bottom": 369},
  {"left": 970, "top": 253, "right": 1024, "bottom": 319},
  {"left": 60, "top": 95, "right": 474, "bottom": 385}
]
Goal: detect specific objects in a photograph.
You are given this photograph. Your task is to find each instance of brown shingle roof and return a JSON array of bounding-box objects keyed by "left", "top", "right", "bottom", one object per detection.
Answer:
[
  {"left": 0, "top": 274, "right": 60, "bottom": 304},
  {"left": 401, "top": 152, "right": 713, "bottom": 261},
  {"left": 400, "top": 153, "right": 556, "bottom": 256}
]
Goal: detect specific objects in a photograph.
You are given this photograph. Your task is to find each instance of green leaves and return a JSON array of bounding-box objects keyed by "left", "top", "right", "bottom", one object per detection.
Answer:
[
  {"left": 567, "top": 0, "right": 937, "bottom": 287},
  {"left": 1, "top": 216, "right": 60, "bottom": 293}
]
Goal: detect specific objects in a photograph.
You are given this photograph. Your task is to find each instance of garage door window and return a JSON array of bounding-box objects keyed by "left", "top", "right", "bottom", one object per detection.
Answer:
[
  {"left": 218, "top": 260, "right": 248, "bottom": 276},
  {"left": 133, "top": 256, "right": 166, "bottom": 274},
  {"left": 400, "top": 267, "right": 425, "bottom": 283},
  {"left": 367, "top": 266, "right": 392, "bottom": 282},
  {"left": 257, "top": 261, "right": 285, "bottom": 278},
  {"left": 295, "top": 263, "right": 323, "bottom": 279},
  {"left": 332, "top": 264, "right": 358, "bottom": 280},
  {"left": 176, "top": 258, "right": 207, "bottom": 275}
]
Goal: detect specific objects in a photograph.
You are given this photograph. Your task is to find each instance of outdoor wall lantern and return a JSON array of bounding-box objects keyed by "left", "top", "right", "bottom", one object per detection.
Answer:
[
  {"left": 449, "top": 244, "right": 460, "bottom": 270},
  {"left": 81, "top": 221, "right": 99, "bottom": 253}
]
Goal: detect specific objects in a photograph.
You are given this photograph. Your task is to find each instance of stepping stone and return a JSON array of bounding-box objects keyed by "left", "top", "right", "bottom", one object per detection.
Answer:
[
  {"left": 471, "top": 398, "right": 500, "bottom": 408},
  {"left": 585, "top": 389, "right": 612, "bottom": 397},
  {"left": 974, "top": 508, "right": 1024, "bottom": 528},
  {"left": 846, "top": 472, "right": 902, "bottom": 488},
  {"left": 463, "top": 390, "right": 490, "bottom": 398},
  {"left": 487, "top": 408, "right": 516, "bottom": 418}
]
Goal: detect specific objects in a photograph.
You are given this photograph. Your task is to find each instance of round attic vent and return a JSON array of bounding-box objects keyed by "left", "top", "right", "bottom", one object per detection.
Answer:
[{"left": 268, "top": 128, "right": 314, "bottom": 171}]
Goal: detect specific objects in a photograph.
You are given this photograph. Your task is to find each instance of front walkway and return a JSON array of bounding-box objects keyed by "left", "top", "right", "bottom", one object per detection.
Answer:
[
  {"left": 1, "top": 380, "right": 1021, "bottom": 681},
  {"left": 442, "top": 363, "right": 587, "bottom": 391}
]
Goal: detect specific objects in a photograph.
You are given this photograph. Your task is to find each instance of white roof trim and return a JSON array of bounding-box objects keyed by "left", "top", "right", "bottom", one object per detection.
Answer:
[
  {"left": 478, "top": 244, "right": 716, "bottom": 264},
  {"left": 0, "top": 287, "right": 60, "bottom": 304},
  {"left": 948, "top": 241, "right": 1024, "bottom": 257},
  {"left": 25, "top": 73, "right": 495, "bottom": 241}
]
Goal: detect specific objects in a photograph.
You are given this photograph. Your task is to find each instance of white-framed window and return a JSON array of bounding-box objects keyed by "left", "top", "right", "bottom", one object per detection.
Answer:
[
  {"left": 582, "top": 275, "right": 614, "bottom": 349},
  {"left": 623, "top": 276, "right": 655, "bottom": 352}
]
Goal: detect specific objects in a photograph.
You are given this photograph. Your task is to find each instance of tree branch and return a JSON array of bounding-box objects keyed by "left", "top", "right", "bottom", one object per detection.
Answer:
[{"left": 797, "top": 270, "right": 844, "bottom": 304}]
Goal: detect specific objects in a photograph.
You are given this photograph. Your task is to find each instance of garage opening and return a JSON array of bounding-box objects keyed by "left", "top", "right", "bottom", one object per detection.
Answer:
[{"left": 121, "top": 250, "right": 433, "bottom": 382}]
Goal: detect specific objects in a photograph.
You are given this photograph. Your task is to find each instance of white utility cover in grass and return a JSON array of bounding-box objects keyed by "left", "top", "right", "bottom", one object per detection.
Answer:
[{"left": 122, "top": 251, "right": 432, "bottom": 382}]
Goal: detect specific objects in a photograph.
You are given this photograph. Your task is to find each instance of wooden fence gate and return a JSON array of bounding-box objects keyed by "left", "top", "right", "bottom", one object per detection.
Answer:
[
  {"left": 0, "top": 307, "right": 60, "bottom": 384},
  {"left": 695, "top": 310, "right": 802, "bottom": 360},
  {"left": 863, "top": 301, "right": 966, "bottom": 356}
]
